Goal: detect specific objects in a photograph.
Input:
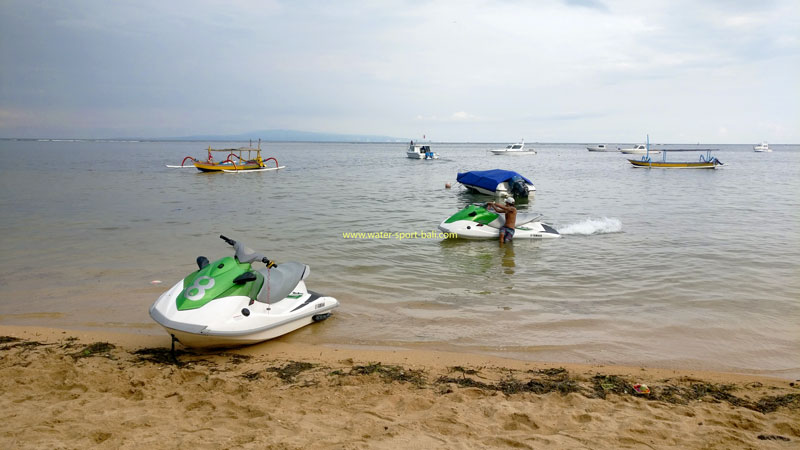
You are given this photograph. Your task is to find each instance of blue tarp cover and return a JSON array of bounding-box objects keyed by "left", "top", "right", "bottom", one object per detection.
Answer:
[{"left": 456, "top": 169, "right": 532, "bottom": 192}]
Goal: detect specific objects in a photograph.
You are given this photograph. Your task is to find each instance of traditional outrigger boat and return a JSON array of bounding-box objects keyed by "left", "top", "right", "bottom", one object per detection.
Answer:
[
  {"left": 627, "top": 136, "right": 723, "bottom": 169},
  {"left": 168, "top": 140, "right": 285, "bottom": 173}
]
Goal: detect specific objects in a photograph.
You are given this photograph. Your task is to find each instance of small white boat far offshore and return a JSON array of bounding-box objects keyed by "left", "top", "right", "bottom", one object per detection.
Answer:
[
  {"left": 587, "top": 144, "right": 613, "bottom": 152},
  {"left": 619, "top": 144, "right": 661, "bottom": 155},
  {"left": 753, "top": 142, "right": 771, "bottom": 152},
  {"left": 406, "top": 141, "right": 439, "bottom": 159},
  {"left": 490, "top": 140, "right": 536, "bottom": 155}
]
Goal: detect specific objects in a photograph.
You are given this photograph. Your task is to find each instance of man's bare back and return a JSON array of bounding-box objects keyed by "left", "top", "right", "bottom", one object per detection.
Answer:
[{"left": 488, "top": 201, "right": 517, "bottom": 228}]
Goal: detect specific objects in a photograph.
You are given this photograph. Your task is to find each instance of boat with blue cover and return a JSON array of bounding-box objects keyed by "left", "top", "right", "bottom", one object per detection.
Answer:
[{"left": 456, "top": 169, "right": 535, "bottom": 198}]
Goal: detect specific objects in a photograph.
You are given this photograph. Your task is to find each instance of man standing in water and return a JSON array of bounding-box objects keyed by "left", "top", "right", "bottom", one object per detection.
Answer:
[{"left": 487, "top": 197, "right": 517, "bottom": 245}]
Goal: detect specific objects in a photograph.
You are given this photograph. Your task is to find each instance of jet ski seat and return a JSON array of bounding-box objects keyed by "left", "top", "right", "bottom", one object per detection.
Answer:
[
  {"left": 515, "top": 213, "right": 543, "bottom": 226},
  {"left": 233, "top": 242, "right": 268, "bottom": 264},
  {"left": 255, "top": 262, "right": 309, "bottom": 303}
]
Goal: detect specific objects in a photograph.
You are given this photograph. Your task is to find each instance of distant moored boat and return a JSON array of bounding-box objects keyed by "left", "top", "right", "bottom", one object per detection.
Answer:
[{"left": 753, "top": 142, "right": 771, "bottom": 152}]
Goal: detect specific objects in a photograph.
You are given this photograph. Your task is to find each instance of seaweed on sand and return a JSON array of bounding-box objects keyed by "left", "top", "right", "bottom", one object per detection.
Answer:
[
  {"left": 448, "top": 366, "right": 480, "bottom": 376},
  {"left": 70, "top": 342, "right": 116, "bottom": 359},
  {"left": 435, "top": 375, "right": 493, "bottom": 390},
  {"left": 220, "top": 353, "right": 252, "bottom": 365},
  {"left": 0, "top": 336, "right": 46, "bottom": 351},
  {"left": 132, "top": 347, "right": 196, "bottom": 366},
  {"left": 437, "top": 367, "right": 579, "bottom": 395},
  {"left": 753, "top": 393, "right": 800, "bottom": 414},
  {"left": 333, "top": 362, "right": 427, "bottom": 386},
  {"left": 598, "top": 377, "right": 800, "bottom": 414},
  {"left": 59, "top": 336, "right": 81, "bottom": 349},
  {"left": 241, "top": 371, "right": 262, "bottom": 381},
  {"left": 264, "top": 361, "right": 315, "bottom": 383},
  {"left": 532, "top": 367, "right": 569, "bottom": 377},
  {"left": 0, "top": 336, "right": 21, "bottom": 344},
  {"left": 592, "top": 374, "right": 633, "bottom": 399}
]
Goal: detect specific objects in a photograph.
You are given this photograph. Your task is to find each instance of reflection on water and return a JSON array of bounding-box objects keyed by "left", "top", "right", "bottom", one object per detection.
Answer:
[
  {"left": 502, "top": 245, "right": 515, "bottom": 274},
  {"left": 437, "top": 239, "right": 508, "bottom": 276}
]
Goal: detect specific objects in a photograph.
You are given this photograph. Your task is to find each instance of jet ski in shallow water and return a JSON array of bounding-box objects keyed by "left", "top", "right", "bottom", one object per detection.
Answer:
[
  {"left": 149, "top": 235, "right": 339, "bottom": 348},
  {"left": 438, "top": 204, "right": 560, "bottom": 239}
]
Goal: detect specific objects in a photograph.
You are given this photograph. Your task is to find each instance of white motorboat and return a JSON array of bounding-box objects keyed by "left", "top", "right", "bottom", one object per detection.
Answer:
[
  {"left": 406, "top": 141, "right": 439, "bottom": 159},
  {"left": 587, "top": 144, "right": 613, "bottom": 152},
  {"left": 438, "top": 204, "right": 560, "bottom": 239},
  {"left": 753, "top": 142, "right": 771, "bottom": 152},
  {"left": 149, "top": 235, "right": 339, "bottom": 348},
  {"left": 490, "top": 140, "right": 535, "bottom": 155},
  {"left": 619, "top": 144, "right": 661, "bottom": 155}
]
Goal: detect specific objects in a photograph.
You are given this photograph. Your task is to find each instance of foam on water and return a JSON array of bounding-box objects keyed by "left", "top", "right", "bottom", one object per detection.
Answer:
[{"left": 558, "top": 217, "right": 622, "bottom": 235}]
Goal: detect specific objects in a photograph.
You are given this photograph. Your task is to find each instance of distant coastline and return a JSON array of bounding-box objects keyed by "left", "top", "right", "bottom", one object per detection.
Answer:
[
  {"left": 0, "top": 129, "right": 409, "bottom": 143},
  {"left": 2, "top": 137, "right": 796, "bottom": 146},
  {"left": 0, "top": 134, "right": 796, "bottom": 146}
]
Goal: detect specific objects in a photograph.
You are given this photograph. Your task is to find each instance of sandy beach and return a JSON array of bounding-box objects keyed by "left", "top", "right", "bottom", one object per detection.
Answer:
[{"left": 1, "top": 325, "right": 798, "bottom": 449}]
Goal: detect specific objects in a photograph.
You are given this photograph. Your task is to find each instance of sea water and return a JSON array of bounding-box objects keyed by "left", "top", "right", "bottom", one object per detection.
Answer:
[{"left": 0, "top": 140, "right": 798, "bottom": 378}]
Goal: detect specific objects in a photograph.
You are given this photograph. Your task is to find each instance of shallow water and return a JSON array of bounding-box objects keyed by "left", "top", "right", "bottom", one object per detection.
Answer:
[{"left": 0, "top": 140, "right": 798, "bottom": 378}]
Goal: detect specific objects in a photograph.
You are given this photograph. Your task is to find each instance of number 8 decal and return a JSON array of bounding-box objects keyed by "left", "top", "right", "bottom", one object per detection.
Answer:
[{"left": 185, "top": 276, "right": 215, "bottom": 300}]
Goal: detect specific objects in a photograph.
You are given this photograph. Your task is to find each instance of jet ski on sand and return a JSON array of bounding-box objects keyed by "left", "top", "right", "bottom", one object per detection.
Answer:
[{"left": 149, "top": 235, "right": 339, "bottom": 348}]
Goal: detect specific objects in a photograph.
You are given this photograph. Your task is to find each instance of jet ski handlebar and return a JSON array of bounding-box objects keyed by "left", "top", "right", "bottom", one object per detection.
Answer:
[{"left": 220, "top": 234, "right": 277, "bottom": 268}]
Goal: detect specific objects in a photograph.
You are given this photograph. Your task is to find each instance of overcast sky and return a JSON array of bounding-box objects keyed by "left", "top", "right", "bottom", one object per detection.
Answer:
[{"left": 1, "top": 0, "right": 798, "bottom": 142}]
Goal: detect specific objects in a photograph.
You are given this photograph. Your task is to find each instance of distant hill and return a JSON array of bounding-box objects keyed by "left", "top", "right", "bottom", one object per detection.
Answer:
[{"left": 166, "top": 129, "right": 407, "bottom": 143}]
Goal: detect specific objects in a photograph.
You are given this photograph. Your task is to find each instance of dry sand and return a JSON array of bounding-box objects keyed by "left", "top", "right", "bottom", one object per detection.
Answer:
[{"left": 1, "top": 325, "right": 798, "bottom": 449}]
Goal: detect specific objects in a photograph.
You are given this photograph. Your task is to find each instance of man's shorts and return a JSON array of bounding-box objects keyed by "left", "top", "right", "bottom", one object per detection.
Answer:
[{"left": 500, "top": 226, "right": 515, "bottom": 243}]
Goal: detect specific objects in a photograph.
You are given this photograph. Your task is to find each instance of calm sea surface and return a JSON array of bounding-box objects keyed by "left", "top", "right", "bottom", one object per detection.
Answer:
[{"left": 1, "top": 140, "right": 798, "bottom": 378}]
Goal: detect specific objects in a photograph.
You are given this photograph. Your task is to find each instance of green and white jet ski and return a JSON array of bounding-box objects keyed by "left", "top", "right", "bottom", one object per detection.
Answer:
[
  {"left": 149, "top": 235, "right": 339, "bottom": 348},
  {"left": 438, "top": 204, "right": 560, "bottom": 239}
]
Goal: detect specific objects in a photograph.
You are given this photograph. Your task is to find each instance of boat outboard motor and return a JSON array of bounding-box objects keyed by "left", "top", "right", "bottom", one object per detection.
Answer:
[{"left": 509, "top": 175, "right": 529, "bottom": 197}]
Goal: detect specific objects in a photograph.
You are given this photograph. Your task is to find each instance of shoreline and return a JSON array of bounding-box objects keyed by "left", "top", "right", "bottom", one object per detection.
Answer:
[
  {"left": 2, "top": 325, "right": 798, "bottom": 449},
  {"left": 4, "top": 320, "right": 798, "bottom": 381}
]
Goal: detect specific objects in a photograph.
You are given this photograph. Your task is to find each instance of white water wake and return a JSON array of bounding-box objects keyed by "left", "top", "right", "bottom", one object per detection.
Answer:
[{"left": 559, "top": 217, "right": 622, "bottom": 235}]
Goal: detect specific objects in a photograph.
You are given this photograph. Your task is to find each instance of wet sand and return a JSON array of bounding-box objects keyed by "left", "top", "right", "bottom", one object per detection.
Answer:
[{"left": 1, "top": 325, "right": 798, "bottom": 449}]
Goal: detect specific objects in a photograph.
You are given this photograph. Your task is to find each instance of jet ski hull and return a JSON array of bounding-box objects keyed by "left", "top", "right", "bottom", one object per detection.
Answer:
[
  {"left": 150, "top": 278, "right": 339, "bottom": 349},
  {"left": 438, "top": 220, "right": 560, "bottom": 239},
  {"left": 438, "top": 204, "right": 560, "bottom": 239},
  {"left": 156, "top": 313, "right": 329, "bottom": 348}
]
